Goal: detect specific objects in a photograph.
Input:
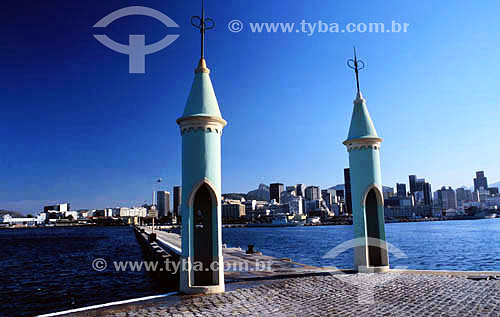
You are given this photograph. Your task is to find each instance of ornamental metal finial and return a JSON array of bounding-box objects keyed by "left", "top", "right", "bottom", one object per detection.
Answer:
[
  {"left": 191, "top": 0, "right": 215, "bottom": 60},
  {"left": 347, "top": 47, "right": 365, "bottom": 94}
]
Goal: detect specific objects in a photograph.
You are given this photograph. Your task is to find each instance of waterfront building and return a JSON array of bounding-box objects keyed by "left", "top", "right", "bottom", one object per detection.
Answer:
[
  {"left": 434, "top": 187, "right": 457, "bottom": 210},
  {"left": 0, "top": 214, "right": 45, "bottom": 226},
  {"left": 173, "top": 186, "right": 182, "bottom": 218},
  {"left": 474, "top": 171, "right": 488, "bottom": 192},
  {"left": 456, "top": 188, "right": 473, "bottom": 208},
  {"left": 221, "top": 201, "right": 245, "bottom": 220},
  {"left": 176, "top": 4, "right": 226, "bottom": 294},
  {"left": 288, "top": 197, "right": 303, "bottom": 215},
  {"left": 342, "top": 51, "right": 389, "bottom": 272},
  {"left": 296, "top": 184, "right": 306, "bottom": 197},
  {"left": 396, "top": 183, "right": 407, "bottom": 197},
  {"left": 305, "top": 186, "right": 321, "bottom": 201},
  {"left": 43, "top": 203, "right": 70, "bottom": 213},
  {"left": 156, "top": 190, "right": 171, "bottom": 218},
  {"left": 344, "top": 168, "right": 353, "bottom": 214},
  {"left": 305, "top": 200, "right": 321, "bottom": 213},
  {"left": 113, "top": 207, "right": 147, "bottom": 218},
  {"left": 384, "top": 205, "right": 432, "bottom": 218},
  {"left": 270, "top": 183, "right": 284, "bottom": 203}
]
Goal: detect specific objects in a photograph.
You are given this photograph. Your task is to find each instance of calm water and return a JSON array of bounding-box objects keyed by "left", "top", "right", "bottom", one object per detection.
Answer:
[
  {"left": 0, "top": 226, "right": 170, "bottom": 317},
  {"left": 1, "top": 219, "right": 499, "bottom": 316},
  {"left": 222, "top": 219, "right": 500, "bottom": 271}
]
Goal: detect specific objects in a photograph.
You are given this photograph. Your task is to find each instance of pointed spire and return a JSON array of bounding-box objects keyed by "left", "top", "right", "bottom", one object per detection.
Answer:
[
  {"left": 347, "top": 47, "right": 366, "bottom": 100},
  {"left": 191, "top": 0, "right": 215, "bottom": 73},
  {"left": 345, "top": 49, "right": 380, "bottom": 142},
  {"left": 178, "top": 1, "right": 224, "bottom": 122}
]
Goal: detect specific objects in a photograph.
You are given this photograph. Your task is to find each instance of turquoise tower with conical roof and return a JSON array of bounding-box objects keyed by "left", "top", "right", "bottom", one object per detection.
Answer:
[
  {"left": 343, "top": 51, "right": 389, "bottom": 272},
  {"left": 177, "top": 57, "right": 226, "bottom": 294},
  {"left": 177, "top": 2, "right": 226, "bottom": 294}
]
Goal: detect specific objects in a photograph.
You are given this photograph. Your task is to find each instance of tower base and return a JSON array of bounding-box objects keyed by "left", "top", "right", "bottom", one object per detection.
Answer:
[
  {"left": 179, "top": 256, "right": 225, "bottom": 294},
  {"left": 357, "top": 265, "right": 390, "bottom": 273}
]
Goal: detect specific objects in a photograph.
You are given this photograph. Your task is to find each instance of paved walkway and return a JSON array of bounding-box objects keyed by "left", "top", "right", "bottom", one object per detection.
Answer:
[
  {"left": 76, "top": 272, "right": 500, "bottom": 316},
  {"left": 141, "top": 227, "right": 335, "bottom": 280}
]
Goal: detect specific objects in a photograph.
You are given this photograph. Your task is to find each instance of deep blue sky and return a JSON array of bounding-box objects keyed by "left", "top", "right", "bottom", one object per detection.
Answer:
[{"left": 2, "top": 0, "right": 499, "bottom": 213}]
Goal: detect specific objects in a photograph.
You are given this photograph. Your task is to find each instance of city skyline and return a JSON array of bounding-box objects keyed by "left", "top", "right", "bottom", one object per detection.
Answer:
[{"left": 2, "top": 0, "right": 500, "bottom": 213}]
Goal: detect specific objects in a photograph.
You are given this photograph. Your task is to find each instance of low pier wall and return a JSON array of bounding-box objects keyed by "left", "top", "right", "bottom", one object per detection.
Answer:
[{"left": 133, "top": 226, "right": 180, "bottom": 288}]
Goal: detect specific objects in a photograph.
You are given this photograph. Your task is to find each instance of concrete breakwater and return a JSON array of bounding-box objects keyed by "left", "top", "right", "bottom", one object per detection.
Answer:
[
  {"left": 133, "top": 227, "right": 180, "bottom": 287},
  {"left": 133, "top": 226, "right": 337, "bottom": 283}
]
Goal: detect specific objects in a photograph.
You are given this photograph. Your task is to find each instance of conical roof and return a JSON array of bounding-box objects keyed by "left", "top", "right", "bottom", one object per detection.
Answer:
[
  {"left": 181, "top": 59, "right": 222, "bottom": 119},
  {"left": 345, "top": 92, "right": 379, "bottom": 141}
]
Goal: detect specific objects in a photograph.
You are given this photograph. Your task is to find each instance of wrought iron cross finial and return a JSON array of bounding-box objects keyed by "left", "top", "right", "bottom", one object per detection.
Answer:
[
  {"left": 347, "top": 47, "right": 365, "bottom": 94},
  {"left": 191, "top": 0, "right": 215, "bottom": 59}
]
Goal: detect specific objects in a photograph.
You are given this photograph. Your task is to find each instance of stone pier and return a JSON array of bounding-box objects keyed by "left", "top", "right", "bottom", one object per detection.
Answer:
[{"left": 71, "top": 270, "right": 500, "bottom": 316}]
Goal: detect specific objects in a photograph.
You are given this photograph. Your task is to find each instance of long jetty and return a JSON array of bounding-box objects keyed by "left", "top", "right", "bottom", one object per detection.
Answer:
[{"left": 134, "top": 226, "right": 335, "bottom": 282}]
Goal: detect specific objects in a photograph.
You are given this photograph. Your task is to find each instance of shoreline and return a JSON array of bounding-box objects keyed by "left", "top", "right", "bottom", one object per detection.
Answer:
[{"left": 1, "top": 216, "right": 497, "bottom": 229}]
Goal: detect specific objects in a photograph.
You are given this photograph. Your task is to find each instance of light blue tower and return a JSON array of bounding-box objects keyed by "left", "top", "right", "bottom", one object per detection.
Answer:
[
  {"left": 343, "top": 50, "right": 389, "bottom": 273},
  {"left": 177, "top": 2, "right": 226, "bottom": 294}
]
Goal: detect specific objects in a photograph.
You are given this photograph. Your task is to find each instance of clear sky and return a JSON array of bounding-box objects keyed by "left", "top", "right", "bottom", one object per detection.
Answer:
[{"left": 2, "top": 0, "right": 500, "bottom": 213}]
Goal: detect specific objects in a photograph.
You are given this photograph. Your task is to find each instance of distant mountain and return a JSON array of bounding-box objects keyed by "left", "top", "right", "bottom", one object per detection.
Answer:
[
  {"left": 329, "top": 184, "right": 345, "bottom": 191},
  {"left": 222, "top": 193, "right": 246, "bottom": 201},
  {"left": 0, "top": 210, "right": 24, "bottom": 218},
  {"left": 246, "top": 184, "right": 270, "bottom": 201}
]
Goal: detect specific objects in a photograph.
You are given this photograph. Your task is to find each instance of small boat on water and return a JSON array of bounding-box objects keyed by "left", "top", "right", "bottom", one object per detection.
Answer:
[{"left": 247, "top": 215, "right": 304, "bottom": 227}]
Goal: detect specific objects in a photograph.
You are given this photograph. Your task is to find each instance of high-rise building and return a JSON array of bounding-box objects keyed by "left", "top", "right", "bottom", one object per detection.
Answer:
[
  {"left": 344, "top": 168, "right": 352, "bottom": 215},
  {"left": 270, "top": 183, "right": 284, "bottom": 203},
  {"left": 321, "top": 189, "right": 333, "bottom": 209},
  {"left": 296, "top": 184, "right": 306, "bottom": 197},
  {"left": 396, "top": 183, "right": 407, "bottom": 197},
  {"left": 305, "top": 186, "right": 321, "bottom": 201},
  {"left": 423, "top": 182, "right": 432, "bottom": 205},
  {"left": 409, "top": 175, "right": 417, "bottom": 194},
  {"left": 157, "top": 191, "right": 170, "bottom": 217},
  {"left": 173, "top": 186, "right": 181, "bottom": 217},
  {"left": 474, "top": 171, "right": 488, "bottom": 192},
  {"left": 456, "top": 187, "right": 474, "bottom": 207},
  {"left": 434, "top": 186, "right": 457, "bottom": 210}
]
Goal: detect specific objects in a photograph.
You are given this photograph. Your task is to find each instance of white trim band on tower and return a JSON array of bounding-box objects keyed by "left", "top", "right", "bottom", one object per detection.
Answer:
[
  {"left": 177, "top": 115, "right": 227, "bottom": 135},
  {"left": 343, "top": 137, "right": 383, "bottom": 152}
]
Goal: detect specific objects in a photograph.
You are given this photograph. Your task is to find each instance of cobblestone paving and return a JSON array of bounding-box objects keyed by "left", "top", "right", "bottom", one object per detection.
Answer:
[{"left": 96, "top": 273, "right": 500, "bottom": 316}]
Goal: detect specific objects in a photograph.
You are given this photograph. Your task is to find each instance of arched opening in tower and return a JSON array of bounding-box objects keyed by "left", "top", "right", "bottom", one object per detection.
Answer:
[
  {"left": 193, "top": 183, "right": 216, "bottom": 286},
  {"left": 365, "top": 188, "right": 385, "bottom": 267}
]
